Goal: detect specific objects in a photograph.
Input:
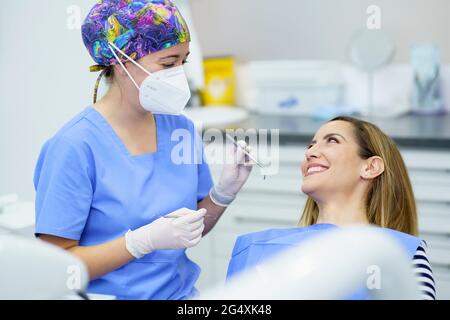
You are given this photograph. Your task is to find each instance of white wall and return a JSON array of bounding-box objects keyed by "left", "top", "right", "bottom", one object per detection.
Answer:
[
  {"left": 191, "top": 0, "right": 450, "bottom": 63},
  {"left": 1, "top": 0, "right": 449, "bottom": 201},
  {"left": 0, "top": 0, "right": 97, "bottom": 200}
]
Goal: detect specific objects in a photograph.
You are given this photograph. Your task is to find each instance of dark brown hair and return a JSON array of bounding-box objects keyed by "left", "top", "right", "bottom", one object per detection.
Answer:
[{"left": 93, "top": 66, "right": 114, "bottom": 104}]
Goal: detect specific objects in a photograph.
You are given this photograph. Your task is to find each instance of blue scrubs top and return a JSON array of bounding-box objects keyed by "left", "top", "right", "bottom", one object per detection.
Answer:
[{"left": 34, "top": 106, "right": 214, "bottom": 300}]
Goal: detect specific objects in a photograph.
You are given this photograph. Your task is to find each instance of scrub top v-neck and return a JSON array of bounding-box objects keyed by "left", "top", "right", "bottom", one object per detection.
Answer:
[
  {"left": 34, "top": 106, "right": 214, "bottom": 300},
  {"left": 95, "top": 107, "right": 163, "bottom": 160}
]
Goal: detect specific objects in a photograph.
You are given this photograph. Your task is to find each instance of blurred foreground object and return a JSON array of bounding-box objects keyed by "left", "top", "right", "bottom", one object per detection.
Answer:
[
  {"left": 0, "top": 194, "right": 34, "bottom": 237},
  {"left": 0, "top": 232, "right": 89, "bottom": 299},
  {"left": 200, "top": 226, "right": 420, "bottom": 300}
]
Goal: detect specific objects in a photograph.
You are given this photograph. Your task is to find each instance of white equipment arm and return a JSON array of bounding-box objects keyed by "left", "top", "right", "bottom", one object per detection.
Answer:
[
  {"left": 200, "top": 226, "right": 420, "bottom": 300},
  {"left": 0, "top": 233, "right": 89, "bottom": 299}
]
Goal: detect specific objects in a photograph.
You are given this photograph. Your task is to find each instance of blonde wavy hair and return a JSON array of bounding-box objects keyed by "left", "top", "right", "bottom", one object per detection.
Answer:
[{"left": 298, "top": 116, "right": 418, "bottom": 236}]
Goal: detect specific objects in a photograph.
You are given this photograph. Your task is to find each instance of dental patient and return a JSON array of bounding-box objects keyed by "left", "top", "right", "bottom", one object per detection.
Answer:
[{"left": 227, "top": 116, "right": 435, "bottom": 300}]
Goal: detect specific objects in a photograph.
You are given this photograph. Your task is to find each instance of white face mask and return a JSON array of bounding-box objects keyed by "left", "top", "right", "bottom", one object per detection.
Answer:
[{"left": 108, "top": 42, "right": 191, "bottom": 115}]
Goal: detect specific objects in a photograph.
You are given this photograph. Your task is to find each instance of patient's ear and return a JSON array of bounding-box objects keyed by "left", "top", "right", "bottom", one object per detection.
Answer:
[{"left": 360, "top": 156, "right": 384, "bottom": 180}]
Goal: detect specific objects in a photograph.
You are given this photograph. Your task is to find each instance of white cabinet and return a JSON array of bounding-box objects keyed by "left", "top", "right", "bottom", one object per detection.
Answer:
[
  {"left": 187, "top": 144, "right": 450, "bottom": 299},
  {"left": 404, "top": 149, "right": 450, "bottom": 299}
]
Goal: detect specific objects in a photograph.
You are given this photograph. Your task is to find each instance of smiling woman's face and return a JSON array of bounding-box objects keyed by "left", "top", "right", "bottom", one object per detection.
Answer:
[{"left": 301, "top": 120, "right": 367, "bottom": 200}]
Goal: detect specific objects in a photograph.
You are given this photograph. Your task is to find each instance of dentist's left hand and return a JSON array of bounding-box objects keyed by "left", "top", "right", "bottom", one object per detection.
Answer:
[{"left": 210, "top": 140, "right": 253, "bottom": 207}]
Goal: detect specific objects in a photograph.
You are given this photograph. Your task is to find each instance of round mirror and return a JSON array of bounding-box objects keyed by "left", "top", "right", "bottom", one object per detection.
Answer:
[
  {"left": 349, "top": 29, "right": 396, "bottom": 116},
  {"left": 349, "top": 29, "right": 395, "bottom": 71}
]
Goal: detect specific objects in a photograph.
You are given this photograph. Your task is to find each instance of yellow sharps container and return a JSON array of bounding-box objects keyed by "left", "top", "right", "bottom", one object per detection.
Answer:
[{"left": 201, "top": 56, "right": 236, "bottom": 107}]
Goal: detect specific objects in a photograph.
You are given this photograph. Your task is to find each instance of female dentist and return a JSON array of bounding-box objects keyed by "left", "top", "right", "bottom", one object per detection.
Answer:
[{"left": 34, "top": 0, "right": 252, "bottom": 300}]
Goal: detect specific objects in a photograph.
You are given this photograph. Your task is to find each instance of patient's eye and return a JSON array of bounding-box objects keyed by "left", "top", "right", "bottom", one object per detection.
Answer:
[{"left": 327, "top": 136, "right": 339, "bottom": 143}]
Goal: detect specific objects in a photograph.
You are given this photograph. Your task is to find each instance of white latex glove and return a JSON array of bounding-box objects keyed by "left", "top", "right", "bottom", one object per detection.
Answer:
[
  {"left": 125, "top": 208, "right": 206, "bottom": 259},
  {"left": 210, "top": 140, "right": 253, "bottom": 207}
]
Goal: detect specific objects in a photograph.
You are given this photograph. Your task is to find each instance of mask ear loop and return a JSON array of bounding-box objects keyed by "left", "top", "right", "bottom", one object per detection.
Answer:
[
  {"left": 109, "top": 42, "right": 153, "bottom": 76},
  {"left": 107, "top": 42, "right": 184, "bottom": 92},
  {"left": 107, "top": 42, "right": 143, "bottom": 91}
]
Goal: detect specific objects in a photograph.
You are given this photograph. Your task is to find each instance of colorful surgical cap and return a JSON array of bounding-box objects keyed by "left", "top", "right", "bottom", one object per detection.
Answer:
[{"left": 82, "top": 0, "right": 190, "bottom": 67}]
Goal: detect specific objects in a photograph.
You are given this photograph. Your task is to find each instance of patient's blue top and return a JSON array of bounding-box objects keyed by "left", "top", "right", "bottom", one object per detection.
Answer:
[
  {"left": 34, "top": 106, "right": 213, "bottom": 300},
  {"left": 227, "top": 224, "right": 421, "bottom": 299}
]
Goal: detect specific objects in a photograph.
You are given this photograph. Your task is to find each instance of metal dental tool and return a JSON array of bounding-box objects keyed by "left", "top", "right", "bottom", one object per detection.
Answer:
[{"left": 225, "top": 134, "right": 270, "bottom": 180}]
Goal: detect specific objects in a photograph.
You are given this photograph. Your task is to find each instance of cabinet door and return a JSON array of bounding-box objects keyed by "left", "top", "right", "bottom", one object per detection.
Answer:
[{"left": 402, "top": 148, "right": 450, "bottom": 299}]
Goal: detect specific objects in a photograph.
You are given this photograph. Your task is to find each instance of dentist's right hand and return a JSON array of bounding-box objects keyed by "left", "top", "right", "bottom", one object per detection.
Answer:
[{"left": 125, "top": 208, "right": 206, "bottom": 259}]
